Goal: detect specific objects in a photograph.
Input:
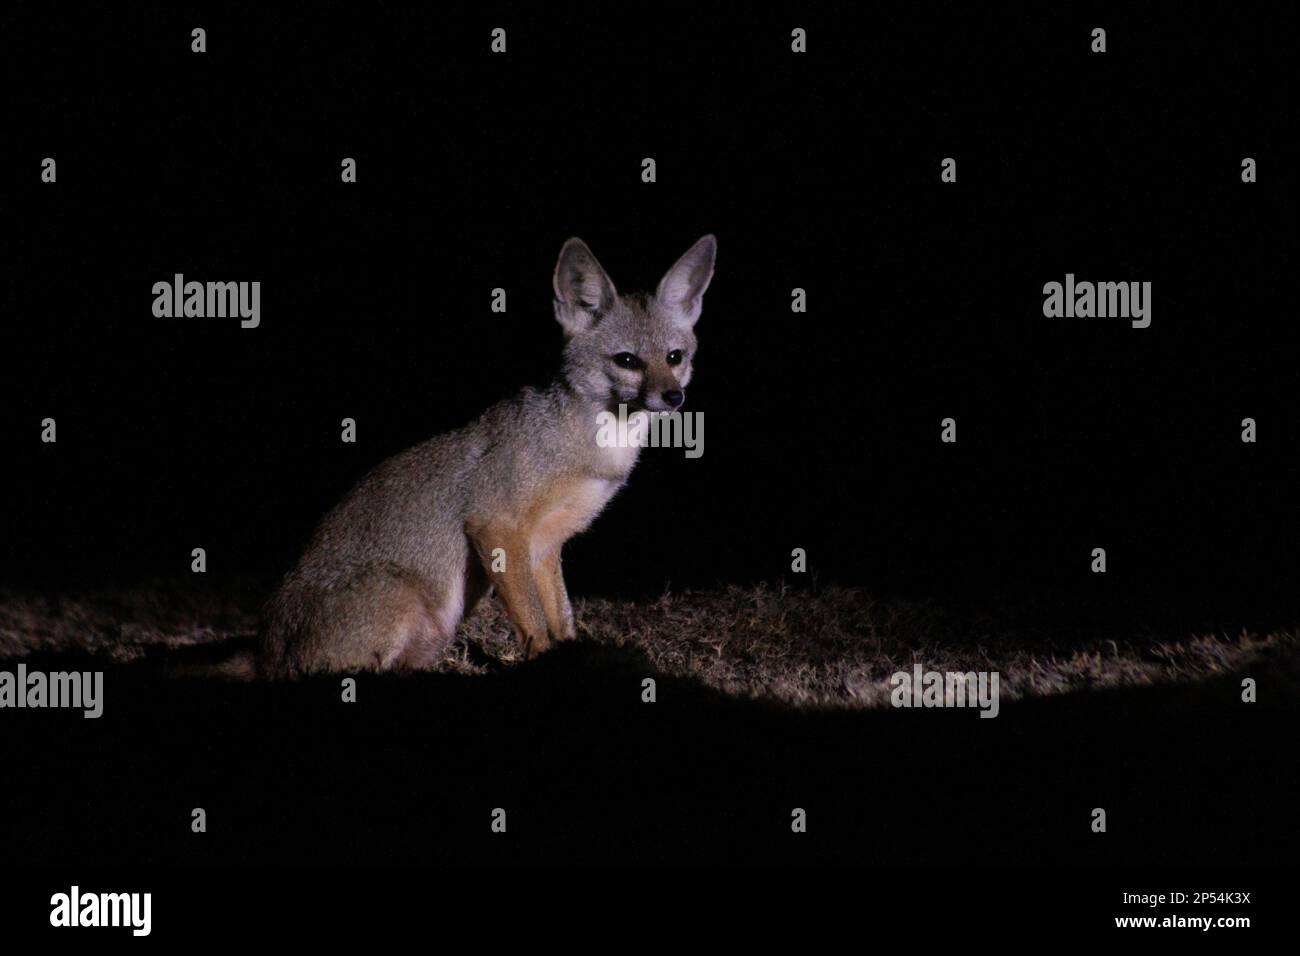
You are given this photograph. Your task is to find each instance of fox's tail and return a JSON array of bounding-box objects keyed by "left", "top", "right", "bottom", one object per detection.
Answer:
[{"left": 160, "top": 636, "right": 259, "bottom": 680}]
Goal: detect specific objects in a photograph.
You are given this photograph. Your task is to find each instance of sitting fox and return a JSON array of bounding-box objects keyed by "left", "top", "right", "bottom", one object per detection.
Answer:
[{"left": 258, "top": 235, "right": 717, "bottom": 677}]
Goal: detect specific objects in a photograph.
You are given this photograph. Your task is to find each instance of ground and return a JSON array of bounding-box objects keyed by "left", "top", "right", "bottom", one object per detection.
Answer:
[
  {"left": 2, "top": 579, "right": 1294, "bottom": 707},
  {"left": 2, "top": 578, "right": 1295, "bottom": 868}
]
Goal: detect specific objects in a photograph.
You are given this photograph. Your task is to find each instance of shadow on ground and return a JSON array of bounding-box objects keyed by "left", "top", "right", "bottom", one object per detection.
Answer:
[{"left": 3, "top": 632, "right": 1297, "bottom": 866}]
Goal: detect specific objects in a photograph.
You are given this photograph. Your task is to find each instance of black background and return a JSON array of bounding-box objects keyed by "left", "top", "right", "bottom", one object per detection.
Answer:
[
  {"left": 2, "top": 3, "right": 1296, "bottom": 930},
  {"left": 6, "top": 7, "right": 1294, "bottom": 623}
]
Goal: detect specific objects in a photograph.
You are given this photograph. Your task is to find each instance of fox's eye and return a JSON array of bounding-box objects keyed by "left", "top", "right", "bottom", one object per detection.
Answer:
[
  {"left": 612, "top": 352, "right": 644, "bottom": 370},
  {"left": 666, "top": 349, "right": 684, "bottom": 366}
]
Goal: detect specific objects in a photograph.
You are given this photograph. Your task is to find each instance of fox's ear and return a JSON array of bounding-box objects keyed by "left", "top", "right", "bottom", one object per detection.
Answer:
[
  {"left": 656, "top": 234, "right": 716, "bottom": 328},
  {"left": 553, "top": 238, "right": 618, "bottom": 337}
]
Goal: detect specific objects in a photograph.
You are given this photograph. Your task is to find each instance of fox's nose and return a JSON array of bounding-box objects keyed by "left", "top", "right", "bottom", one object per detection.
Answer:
[{"left": 662, "top": 389, "right": 685, "bottom": 408}]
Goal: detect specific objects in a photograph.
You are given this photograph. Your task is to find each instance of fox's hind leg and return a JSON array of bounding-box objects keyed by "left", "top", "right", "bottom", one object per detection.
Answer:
[
  {"left": 283, "top": 566, "right": 454, "bottom": 674},
  {"left": 393, "top": 557, "right": 489, "bottom": 669}
]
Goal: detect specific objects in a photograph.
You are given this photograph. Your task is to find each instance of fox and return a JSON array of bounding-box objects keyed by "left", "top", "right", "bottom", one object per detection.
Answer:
[{"left": 257, "top": 234, "right": 717, "bottom": 678}]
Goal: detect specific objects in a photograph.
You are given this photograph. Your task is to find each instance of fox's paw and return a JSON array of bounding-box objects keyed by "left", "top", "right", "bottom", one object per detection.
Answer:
[{"left": 522, "top": 632, "right": 555, "bottom": 660}]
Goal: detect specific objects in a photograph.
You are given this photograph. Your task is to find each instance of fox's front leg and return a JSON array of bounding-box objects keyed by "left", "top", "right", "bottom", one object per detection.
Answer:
[
  {"left": 469, "top": 527, "right": 552, "bottom": 659},
  {"left": 535, "top": 548, "right": 577, "bottom": 642}
]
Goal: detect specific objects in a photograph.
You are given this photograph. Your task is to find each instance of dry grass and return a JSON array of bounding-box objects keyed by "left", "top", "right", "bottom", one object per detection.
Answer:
[{"left": 0, "top": 581, "right": 1293, "bottom": 709}]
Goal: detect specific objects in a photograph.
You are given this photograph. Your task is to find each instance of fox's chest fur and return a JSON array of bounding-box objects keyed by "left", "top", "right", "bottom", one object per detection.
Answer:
[
  {"left": 524, "top": 416, "right": 641, "bottom": 563},
  {"left": 527, "top": 476, "right": 620, "bottom": 564}
]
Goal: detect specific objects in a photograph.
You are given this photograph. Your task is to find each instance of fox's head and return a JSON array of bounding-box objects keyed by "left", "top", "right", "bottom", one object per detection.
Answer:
[{"left": 552, "top": 235, "right": 716, "bottom": 413}]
